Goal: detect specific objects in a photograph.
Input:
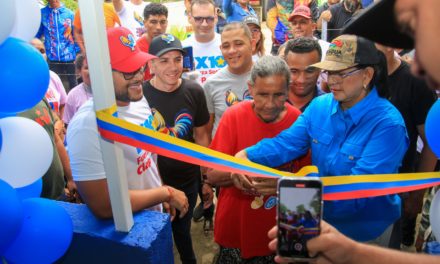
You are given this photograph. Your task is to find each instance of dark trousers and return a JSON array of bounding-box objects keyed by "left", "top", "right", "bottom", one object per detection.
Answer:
[
  {"left": 172, "top": 181, "right": 198, "bottom": 264},
  {"left": 48, "top": 60, "right": 77, "bottom": 92}
]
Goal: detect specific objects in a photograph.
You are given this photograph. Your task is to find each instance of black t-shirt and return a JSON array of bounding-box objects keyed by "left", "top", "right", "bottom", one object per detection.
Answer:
[
  {"left": 388, "top": 60, "right": 437, "bottom": 173},
  {"left": 328, "top": 2, "right": 353, "bottom": 42},
  {"left": 143, "top": 79, "right": 210, "bottom": 190}
]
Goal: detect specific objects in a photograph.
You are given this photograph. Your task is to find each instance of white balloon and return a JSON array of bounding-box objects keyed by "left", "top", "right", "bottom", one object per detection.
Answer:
[
  {"left": 0, "top": 117, "right": 53, "bottom": 188},
  {"left": 0, "top": 0, "right": 16, "bottom": 44},
  {"left": 430, "top": 189, "right": 440, "bottom": 241},
  {"left": 10, "top": 0, "right": 41, "bottom": 41}
]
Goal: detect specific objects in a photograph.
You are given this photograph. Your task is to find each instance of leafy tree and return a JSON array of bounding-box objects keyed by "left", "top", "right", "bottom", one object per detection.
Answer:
[
  {"left": 41, "top": 0, "right": 78, "bottom": 11},
  {"left": 296, "top": 204, "right": 306, "bottom": 214},
  {"left": 309, "top": 192, "right": 321, "bottom": 215},
  {"left": 279, "top": 203, "right": 288, "bottom": 214}
]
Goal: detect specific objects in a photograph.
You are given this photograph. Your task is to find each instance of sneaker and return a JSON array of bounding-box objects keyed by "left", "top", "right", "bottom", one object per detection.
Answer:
[{"left": 192, "top": 202, "right": 204, "bottom": 222}]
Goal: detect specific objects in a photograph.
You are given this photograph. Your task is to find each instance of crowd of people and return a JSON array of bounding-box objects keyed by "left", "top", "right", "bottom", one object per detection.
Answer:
[{"left": 32, "top": 0, "right": 439, "bottom": 263}]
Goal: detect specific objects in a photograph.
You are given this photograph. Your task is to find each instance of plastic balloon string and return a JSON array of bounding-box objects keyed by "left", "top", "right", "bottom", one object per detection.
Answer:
[{"left": 95, "top": 106, "right": 440, "bottom": 201}]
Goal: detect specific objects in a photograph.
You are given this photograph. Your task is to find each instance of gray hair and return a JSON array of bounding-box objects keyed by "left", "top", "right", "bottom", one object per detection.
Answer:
[
  {"left": 249, "top": 56, "right": 290, "bottom": 89},
  {"left": 222, "top": 22, "right": 252, "bottom": 41}
]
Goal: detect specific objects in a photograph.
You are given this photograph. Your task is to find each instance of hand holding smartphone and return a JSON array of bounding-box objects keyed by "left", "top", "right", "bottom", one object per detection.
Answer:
[{"left": 277, "top": 177, "right": 322, "bottom": 261}]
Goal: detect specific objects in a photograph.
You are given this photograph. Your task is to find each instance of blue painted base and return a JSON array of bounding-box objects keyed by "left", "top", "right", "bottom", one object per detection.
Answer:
[{"left": 56, "top": 201, "right": 173, "bottom": 264}]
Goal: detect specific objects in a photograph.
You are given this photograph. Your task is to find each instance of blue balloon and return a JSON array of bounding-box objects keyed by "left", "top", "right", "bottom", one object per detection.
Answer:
[
  {"left": 426, "top": 100, "right": 440, "bottom": 159},
  {"left": 3, "top": 198, "right": 73, "bottom": 264},
  {"left": 15, "top": 178, "right": 43, "bottom": 200},
  {"left": 0, "top": 179, "right": 24, "bottom": 254},
  {"left": 0, "top": 37, "right": 49, "bottom": 113}
]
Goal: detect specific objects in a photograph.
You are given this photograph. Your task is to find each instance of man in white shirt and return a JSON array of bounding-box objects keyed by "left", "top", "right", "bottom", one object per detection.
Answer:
[
  {"left": 67, "top": 27, "right": 188, "bottom": 219},
  {"left": 182, "top": 0, "right": 226, "bottom": 85}
]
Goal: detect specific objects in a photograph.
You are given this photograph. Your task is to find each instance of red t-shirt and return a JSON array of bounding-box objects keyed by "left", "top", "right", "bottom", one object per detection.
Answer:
[
  {"left": 136, "top": 37, "right": 153, "bottom": 81},
  {"left": 210, "top": 100, "right": 311, "bottom": 258}
]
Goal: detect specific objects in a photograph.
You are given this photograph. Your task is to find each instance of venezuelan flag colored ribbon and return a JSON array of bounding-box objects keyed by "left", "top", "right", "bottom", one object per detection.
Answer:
[
  {"left": 96, "top": 104, "right": 318, "bottom": 178},
  {"left": 322, "top": 172, "right": 440, "bottom": 200},
  {"left": 96, "top": 105, "right": 440, "bottom": 201}
]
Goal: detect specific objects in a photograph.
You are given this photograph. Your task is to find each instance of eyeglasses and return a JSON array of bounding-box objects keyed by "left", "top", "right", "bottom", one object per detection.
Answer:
[
  {"left": 192, "top": 16, "right": 215, "bottom": 24},
  {"left": 250, "top": 28, "right": 261, "bottom": 34},
  {"left": 112, "top": 65, "right": 146, "bottom": 80},
  {"left": 323, "top": 67, "right": 363, "bottom": 82}
]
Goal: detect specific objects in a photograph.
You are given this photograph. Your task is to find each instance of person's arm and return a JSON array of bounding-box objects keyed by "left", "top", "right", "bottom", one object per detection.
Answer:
[
  {"left": 222, "top": 0, "right": 234, "bottom": 18},
  {"left": 114, "top": 9, "right": 121, "bottom": 27},
  {"left": 54, "top": 122, "right": 78, "bottom": 201},
  {"left": 245, "top": 114, "right": 310, "bottom": 168},
  {"left": 266, "top": 0, "right": 279, "bottom": 34},
  {"left": 206, "top": 114, "right": 214, "bottom": 142},
  {"left": 112, "top": 0, "right": 124, "bottom": 13},
  {"left": 194, "top": 124, "right": 210, "bottom": 148},
  {"left": 76, "top": 180, "right": 188, "bottom": 219},
  {"left": 207, "top": 169, "right": 233, "bottom": 187},
  {"left": 74, "top": 27, "right": 85, "bottom": 54},
  {"left": 67, "top": 113, "right": 189, "bottom": 219},
  {"left": 268, "top": 221, "right": 440, "bottom": 264},
  {"left": 317, "top": 9, "right": 332, "bottom": 30},
  {"left": 73, "top": 11, "right": 85, "bottom": 54},
  {"left": 194, "top": 123, "right": 214, "bottom": 208}
]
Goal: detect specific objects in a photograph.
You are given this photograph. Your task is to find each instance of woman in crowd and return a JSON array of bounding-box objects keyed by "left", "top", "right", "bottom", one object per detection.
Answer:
[{"left": 233, "top": 35, "right": 409, "bottom": 248}]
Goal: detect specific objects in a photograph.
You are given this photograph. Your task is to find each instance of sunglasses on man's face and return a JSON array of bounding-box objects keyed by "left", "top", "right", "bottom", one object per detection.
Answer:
[{"left": 192, "top": 16, "right": 215, "bottom": 24}]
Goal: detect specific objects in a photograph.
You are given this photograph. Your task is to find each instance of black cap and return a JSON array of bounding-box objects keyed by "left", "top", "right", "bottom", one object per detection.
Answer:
[
  {"left": 149, "top": 34, "right": 186, "bottom": 57},
  {"left": 342, "top": 0, "right": 414, "bottom": 49}
]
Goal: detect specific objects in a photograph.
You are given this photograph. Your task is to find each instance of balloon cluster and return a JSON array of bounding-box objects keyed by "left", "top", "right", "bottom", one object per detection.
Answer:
[
  {"left": 426, "top": 99, "right": 440, "bottom": 241},
  {"left": 0, "top": 1, "right": 73, "bottom": 263}
]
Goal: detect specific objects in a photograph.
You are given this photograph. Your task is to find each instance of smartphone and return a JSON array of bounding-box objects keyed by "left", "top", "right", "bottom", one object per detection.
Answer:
[
  {"left": 277, "top": 177, "right": 322, "bottom": 261},
  {"left": 183, "top": 46, "right": 194, "bottom": 71}
]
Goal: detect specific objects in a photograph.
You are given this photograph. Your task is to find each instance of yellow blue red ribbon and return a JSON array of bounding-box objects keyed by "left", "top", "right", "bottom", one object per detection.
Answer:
[{"left": 95, "top": 105, "right": 440, "bottom": 201}]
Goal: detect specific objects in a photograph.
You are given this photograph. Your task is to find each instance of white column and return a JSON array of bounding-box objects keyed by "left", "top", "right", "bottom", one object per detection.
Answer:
[{"left": 78, "top": 0, "right": 133, "bottom": 232}]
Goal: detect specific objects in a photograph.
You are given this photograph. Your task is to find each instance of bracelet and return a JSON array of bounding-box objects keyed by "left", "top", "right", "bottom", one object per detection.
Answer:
[{"left": 165, "top": 186, "right": 174, "bottom": 203}]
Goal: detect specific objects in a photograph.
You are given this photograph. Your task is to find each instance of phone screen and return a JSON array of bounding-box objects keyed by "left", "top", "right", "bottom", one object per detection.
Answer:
[
  {"left": 183, "top": 46, "right": 194, "bottom": 71},
  {"left": 277, "top": 178, "right": 322, "bottom": 260}
]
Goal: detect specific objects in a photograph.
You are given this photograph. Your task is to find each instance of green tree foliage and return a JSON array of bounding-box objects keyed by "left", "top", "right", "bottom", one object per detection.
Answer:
[
  {"left": 296, "top": 204, "right": 306, "bottom": 214},
  {"left": 309, "top": 192, "right": 321, "bottom": 215},
  {"left": 41, "top": 0, "right": 78, "bottom": 11}
]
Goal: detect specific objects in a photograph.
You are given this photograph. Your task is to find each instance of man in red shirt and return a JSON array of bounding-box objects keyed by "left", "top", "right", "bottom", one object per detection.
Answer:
[
  {"left": 136, "top": 3, "right": 168, "bottom": 80},
  {"left": 207, "top": 56, "right": 310, "bottom": 263}
]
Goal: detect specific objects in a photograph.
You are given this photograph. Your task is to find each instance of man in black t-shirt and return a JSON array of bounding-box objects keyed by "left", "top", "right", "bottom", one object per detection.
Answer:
[
  {"left": 143, "top": 33, "right": 210, "bottom": 264},
  {"left": 376, "top": 44, "right": 438, "bottom": 249}
]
